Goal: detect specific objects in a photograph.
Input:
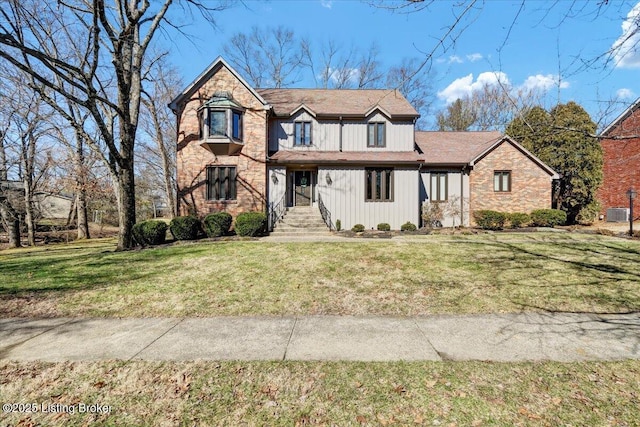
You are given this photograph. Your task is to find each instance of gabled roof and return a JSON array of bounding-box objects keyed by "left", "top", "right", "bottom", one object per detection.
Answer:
[
  {"left": 168, "top": 57, "right": 270, "bottom": 113},
  {"left": 257, "top": 88, "right": 419, "bottom": 119},
  {"left": 415, "top": 131, "right": 559, "bottom": 178},
  {"left": 601, "top": 97, "right": 640, "bottom": 136}
]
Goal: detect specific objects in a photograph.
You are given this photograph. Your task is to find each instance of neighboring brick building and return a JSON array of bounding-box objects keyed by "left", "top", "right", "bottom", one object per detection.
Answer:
[
  {"left": 598, "top": 100, "right": 640, "bottom": 218},
  {"left": 416, "top": 132, "right": 558, "bottom": 226}
]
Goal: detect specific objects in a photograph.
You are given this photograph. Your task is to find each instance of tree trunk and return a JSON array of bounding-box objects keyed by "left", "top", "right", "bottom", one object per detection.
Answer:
[
  {"left": 77, "top": 190, "right": 90, "bottom": 239},
  {"left": 75, "top": 136, "right": 90, "bottom": 239},
  {"left": 23, "top": 177, "right": 35, "bottom": 246},
  {"left": 116, "top": 160, "right": 136, "bottom": 251},
  {"left": 161, "top": 146, "right": 176, "bottom": 219},
  {"left": 0, "top": 198, "right": 21, "bottom": 248}
]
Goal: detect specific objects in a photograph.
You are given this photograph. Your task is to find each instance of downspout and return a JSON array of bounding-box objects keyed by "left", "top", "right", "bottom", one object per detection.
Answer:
[
  {"left": 339, "top": 116, "right": 343, "bottom": 152},
  {"left": 460, "top": 168, "right": 465, "bottom": 227}
]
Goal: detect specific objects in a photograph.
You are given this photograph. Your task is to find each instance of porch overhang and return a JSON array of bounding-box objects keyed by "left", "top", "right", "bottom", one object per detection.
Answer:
[{"left": 268, "top": 151, "right": 425, "bottom": 165}]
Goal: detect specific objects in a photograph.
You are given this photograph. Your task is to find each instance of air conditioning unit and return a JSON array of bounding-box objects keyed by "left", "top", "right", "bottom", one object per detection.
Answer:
[{"left": 606, "top": 208, "right": 630, "bottom": 222}]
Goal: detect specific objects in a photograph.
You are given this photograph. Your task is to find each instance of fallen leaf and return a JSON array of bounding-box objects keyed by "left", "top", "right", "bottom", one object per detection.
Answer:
[
  {"left": 425, "top": 380, "right": 437, "bottom": 388},
  {"left": 393, "top": 383, "right": 407, "bottom": 394},
  {"left": 356, "top": 414, "right": 367, "bottom": 424}
]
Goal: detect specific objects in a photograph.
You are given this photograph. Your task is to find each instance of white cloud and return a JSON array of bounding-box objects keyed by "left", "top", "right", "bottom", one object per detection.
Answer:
[
  {"left": 617, "top": 88, "right": 636, "bottom": 99},
  {"left": 328, "top": 67, "right": 360, "bottom": 85},
  {"left": 448, "top": 55, "right": 463, "bottom": 64},
  {"left": 437, "top": 72, "right": 510, "bottom": 104},
  {"left": 438, "top": 71, "right": 571, "bottom": 104},
  {"left": 521, "top": 74, "right": 569, "bottom": 92},
  {"left": 320, "top": 0, "right": 333, "bottom": 9},
  {"left": 466, "top": 53, "right": 483, "bottom": 62},
  {"left": 612, "top": 2, "right": 640, "bottom": 68}
]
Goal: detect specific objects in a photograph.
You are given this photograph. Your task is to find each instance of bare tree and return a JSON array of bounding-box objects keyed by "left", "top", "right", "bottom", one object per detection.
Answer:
[
  {"left": 224, "top": 26, "right": 305, "bottom": 88},
  {"left": 0, "top": 69, "right": 54, "bottom": 246},
  {"left": 0, "top": 0, "right": 225, "bottom": 250},
  {"left": 303, "top": 39, "right": 385, "bottom": 89},
  {"left": 140, "top": 56, "right": 180, "bottom": 219},
  {"left": 0, "top": 127, "right": 21, "bottom": 248},
  {"left": 387, "top": 57, "right": 435, "bottom": 129}
]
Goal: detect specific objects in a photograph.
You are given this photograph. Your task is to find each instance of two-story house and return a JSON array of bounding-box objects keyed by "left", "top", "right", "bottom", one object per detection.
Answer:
[
  {"left": 170, "top": 57, "right": 558, "bottom": 231},
  {"left": 170, "top": 57, "right": 424, "bottom": 231}
]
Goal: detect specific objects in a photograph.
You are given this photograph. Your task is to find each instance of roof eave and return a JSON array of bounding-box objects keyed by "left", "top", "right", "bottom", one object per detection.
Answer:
[
  {"left": 601, "top": 96, "right": 640, "bottom": 136},
  {"left": 168, "top": 57, "right": 270, "bottom": 113}
]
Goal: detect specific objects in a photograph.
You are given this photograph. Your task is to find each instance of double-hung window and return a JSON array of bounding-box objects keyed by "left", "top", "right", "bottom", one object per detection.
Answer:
[
  {"left": 430, "top": 172, "right": 448, "bottom": 202},
  {"left": 367, "top": 122, "right": 386, "bottom": 147},
  {"left": 294, "top": 121, "right": 312, "bottom": 146},
  {"left": 206, "top": 166, "right": 237, "bottom": 201},
  {"left": 365, "top": 168, "right": 393, "bottom": 202},
  {"left": 494, "top": 171, "right": 511, "bottom": 192}
]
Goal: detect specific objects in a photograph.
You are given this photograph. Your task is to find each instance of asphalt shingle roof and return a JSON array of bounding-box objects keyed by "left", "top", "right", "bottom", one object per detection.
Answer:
[
  {"left": 257, "top": 88, "right": 419, "bottom": 118},
  {"left": 415, "top": 131, "right": 503, "bottom": 165}
]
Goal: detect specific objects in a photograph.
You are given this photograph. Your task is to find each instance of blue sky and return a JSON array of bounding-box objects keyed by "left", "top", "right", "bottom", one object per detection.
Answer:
[{"left": 166, "top": 0, "right": 640, "bottom": 129}]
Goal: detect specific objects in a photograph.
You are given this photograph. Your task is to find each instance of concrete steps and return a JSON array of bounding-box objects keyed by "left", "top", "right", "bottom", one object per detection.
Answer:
[{"left": 271, "top": 206, "right": 331, "bottom": 235}]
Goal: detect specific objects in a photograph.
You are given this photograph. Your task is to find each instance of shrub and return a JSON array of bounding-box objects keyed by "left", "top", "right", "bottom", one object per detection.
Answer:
[
  {"left": 203, "top": 212, "right": 233, "bottom": 238},
  {"left": 169, "top": 216, "right": 203, "bottom": 240},
  {"left": 133, "top": 220, "right": 168, "bottom": 246},
  {"left": 576, "top": 201, "right": 601, "bottom": 226},
  {"left": 336, "top": 219, "right": 341, "bottom": 232},
  {"left": 352, "top": 224, "right": 365, "bottom": 232},
  {"left": 377, "top": 223, "right": 391, "bottom": 231},
  {"left": 235, "top": 211, "right": 267, "bottom": 237},
  {"left": 422, "top": 201, "right": 444, "bottom": 228},
  {"left": 530, "top": 209, "right": 567, "bottom": 227},
  {"left": 401, "top": 221, "right": 417, "bottom": 231},
  {"left": 473, "top": 210, "right": 507, "bottom": 230},
  {"left": 508, "top": 213, "right": 530, "bottom": 229}
]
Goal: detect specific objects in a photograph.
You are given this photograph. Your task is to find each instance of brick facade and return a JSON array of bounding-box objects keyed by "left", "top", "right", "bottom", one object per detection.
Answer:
[
  {"left": 598, "top": 105, "right": 640, "bottom": 216},
  {"left": 469, "top": 140, "right": 553, "bottom": 221},
  {"left": 175, "top": 65, "right": 268, "bottom": 218}
]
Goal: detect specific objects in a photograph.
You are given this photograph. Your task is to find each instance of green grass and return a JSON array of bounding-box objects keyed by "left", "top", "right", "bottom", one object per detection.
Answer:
[
  {"left": 1, "top": 360, "right": 639, "bottom": 426},
  {"left": 1, "top": 233, "right": 639, "bottom": 317}
]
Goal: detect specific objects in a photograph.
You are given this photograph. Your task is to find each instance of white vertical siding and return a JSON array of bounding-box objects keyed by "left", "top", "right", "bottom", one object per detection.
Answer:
[
  {"left": 268, "top": 111, "right": 414, "bottom": 153},
  {"left": 317, "top": 166, "right": 419, "bottom": 230},
  {"left": 269, "top": 111, "right": 340, "bottom": 152},
  {"left": 420, "top": 169, "right": 471, "bottom": 227},
  {"left": 267, "top": 166, "right": 287, "bottom": 207},
  {"left": 341, "top": 114, "right": 414, "bottom": 152}
]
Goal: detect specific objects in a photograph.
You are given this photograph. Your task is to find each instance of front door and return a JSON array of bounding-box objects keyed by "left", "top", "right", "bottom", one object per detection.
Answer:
[{"left": 294, "top": 171, "right": 312, "bottom": 206}]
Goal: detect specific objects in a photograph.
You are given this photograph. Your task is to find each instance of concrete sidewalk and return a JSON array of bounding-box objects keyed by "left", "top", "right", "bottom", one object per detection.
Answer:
[{"left": 1, "top": 313, "right": 639, "bottom": 362}]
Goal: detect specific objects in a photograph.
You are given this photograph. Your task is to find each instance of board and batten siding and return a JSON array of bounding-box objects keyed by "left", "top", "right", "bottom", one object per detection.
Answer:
[
  {"left": 317, "top": 166, "right": 419, "bottom": 230},
  {"left": 269, "top": 111, "right": 415, "bottom": 152},
  {"left": 420, "top": 170, "right": 470, "bottom": 227},
  {"left": 267, "top": 166, "right": 287, "bottom": 208}
]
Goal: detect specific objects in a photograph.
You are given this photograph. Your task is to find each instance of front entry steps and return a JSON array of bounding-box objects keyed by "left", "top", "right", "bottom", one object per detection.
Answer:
[{"left": 271, "top": 206, "right": 331, "bottom": 236}]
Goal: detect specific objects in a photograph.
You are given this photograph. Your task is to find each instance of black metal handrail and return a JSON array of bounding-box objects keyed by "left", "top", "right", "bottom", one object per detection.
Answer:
[
  {"left": 268, "top": 193, "right": 287, "bottom": 231},
  {"left": 317, "top": 193, "right": 334, "bottom": 231}
]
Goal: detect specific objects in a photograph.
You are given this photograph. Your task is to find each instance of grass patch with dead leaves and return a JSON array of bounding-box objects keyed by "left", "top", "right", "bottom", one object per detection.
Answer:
[
  {"left": 1, "top": 233, "right": 639, "bottom": 317},
  {"left": 1, "top": 360, "right": 638, "bottom": 426}
]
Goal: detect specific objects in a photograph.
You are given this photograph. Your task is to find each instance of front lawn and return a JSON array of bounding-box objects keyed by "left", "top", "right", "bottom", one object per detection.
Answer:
[
  {"left": 1, "top": 233, "right": 639, "bottom": 317},
  {"left": 1, "top": 360, "right": 639, "bottom": 426}
]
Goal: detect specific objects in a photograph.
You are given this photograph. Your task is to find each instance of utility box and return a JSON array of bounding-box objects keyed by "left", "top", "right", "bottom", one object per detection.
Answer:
[{"left": 606, "top": 208, "right": 630, "bottom": 222}]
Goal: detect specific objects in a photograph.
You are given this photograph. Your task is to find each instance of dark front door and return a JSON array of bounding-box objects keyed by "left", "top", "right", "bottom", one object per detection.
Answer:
[{"left": 294, "top": 171, "right": 311, "bottom": 206}]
